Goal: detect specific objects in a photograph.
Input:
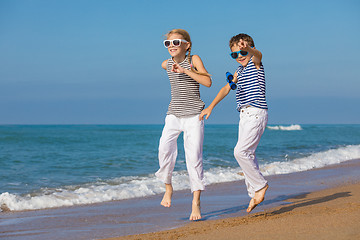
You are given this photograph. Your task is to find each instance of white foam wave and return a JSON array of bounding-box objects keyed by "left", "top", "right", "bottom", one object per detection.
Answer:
[
  {"left": 267, "top": 124, "right": 302, "bottom": 131},
  {"left": 1, "top": 145, "right": 359, "bottom": 212},
  {"left": 261, "top": 144, "right": 360, "bottom": 175}
]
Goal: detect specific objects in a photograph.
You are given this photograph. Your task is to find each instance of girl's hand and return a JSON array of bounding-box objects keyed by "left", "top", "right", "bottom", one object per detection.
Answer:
[{"left": 171, "top": 63, "right": 185, "bottom": 73}]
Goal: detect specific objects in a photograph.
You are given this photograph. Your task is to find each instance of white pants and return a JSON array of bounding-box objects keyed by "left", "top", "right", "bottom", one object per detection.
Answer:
[
  {"left": 155, "top": 114, "right": 205, "bottom": 192},
  {"left": 234, "top": 106, "right": 268, "bottom": 198}
]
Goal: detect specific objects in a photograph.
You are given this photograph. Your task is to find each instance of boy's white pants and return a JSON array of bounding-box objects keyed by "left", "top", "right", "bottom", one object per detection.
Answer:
[
  {"left": 234, "top": 106, "right": 268, "bottom": 198},
  {"left": 155, "top": 114, "right": 206, "bottom": 192}
]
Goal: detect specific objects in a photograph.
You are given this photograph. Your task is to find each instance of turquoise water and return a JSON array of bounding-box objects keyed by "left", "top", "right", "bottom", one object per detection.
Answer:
[{"left": 0, "top": 124, "right": 359, "bottom": 211}]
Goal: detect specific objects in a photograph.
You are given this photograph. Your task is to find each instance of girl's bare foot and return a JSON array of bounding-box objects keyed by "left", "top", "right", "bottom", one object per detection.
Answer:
[
  {"left": 189, "top": 190, "right": 202, "bottom": 221},
  {"left": 161, "top": 184, "right": 173, "bottom": 207},
  {"left": 189, "top": 200, "right": 201, "bottom": 221},
  {"left": 247, "top": 184, "right": 269, "bottom": 213}
]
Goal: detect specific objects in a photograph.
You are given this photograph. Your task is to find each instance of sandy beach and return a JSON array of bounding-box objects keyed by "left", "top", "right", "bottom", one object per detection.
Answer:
[
  {"left": 1, "top": 159, "right": 360, "bottom": 240},
  {"left": 107, "top": 181, "right": 360, "bottom": 240},
  {"left": 105, "top": 160, "right": 360, "bottom": 240}
]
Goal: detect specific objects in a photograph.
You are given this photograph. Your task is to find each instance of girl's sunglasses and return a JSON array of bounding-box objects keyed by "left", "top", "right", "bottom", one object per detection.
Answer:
[
  {"left": 230, "top": 50, "right": 248, "bottom": 59},
  {"left": 163, "top": 39, "right": 188, "bottom": 48}
]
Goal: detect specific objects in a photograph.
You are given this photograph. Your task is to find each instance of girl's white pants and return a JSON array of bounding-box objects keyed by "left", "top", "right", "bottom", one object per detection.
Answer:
[
  {"left": 155, "top": 114, "right": 205, "bottom": 192},
  {"left": 234, "top": 106, "right": 268, "bottom": 198}
]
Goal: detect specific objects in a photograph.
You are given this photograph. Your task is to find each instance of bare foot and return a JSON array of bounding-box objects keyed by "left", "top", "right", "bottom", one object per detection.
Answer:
[
  {"left": 189, "top": 190, "right": 202, "bottom": 221},
  {"left": 189, "top": 201, "right": 201, "bottom": 221},
  {"left": 247, "top": 184, "right": 269, "bottom": 213},
  {"left": 160, "top": 184, "right": 173, "bottom": 207},
  {"left": 1, "top": 203, "right": 10, "bottom": 212}
]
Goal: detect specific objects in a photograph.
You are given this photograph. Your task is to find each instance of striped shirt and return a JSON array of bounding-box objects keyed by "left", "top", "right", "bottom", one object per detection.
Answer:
[
  {"left": 235, "top": 58, "right": 268, "bottom": 111},
  {"left": 166, "top": 57, "right": 205, "bottom": 117}
]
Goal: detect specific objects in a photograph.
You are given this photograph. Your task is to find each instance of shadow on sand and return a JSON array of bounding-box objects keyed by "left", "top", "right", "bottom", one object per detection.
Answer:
[
  {"left": 266, "top": 191, "right": 352, "bottom": 216},
  {"left": 180, "top": 192, "right": 309, "bottom": 221},
  {"left": 181, "top": 191, "right": 352, "bottom": 221}
]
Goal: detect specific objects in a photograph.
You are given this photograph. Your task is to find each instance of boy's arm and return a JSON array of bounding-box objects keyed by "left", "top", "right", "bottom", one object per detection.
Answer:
[
  {"left": 248, "top": 47, "right": 262, "bottom": 69},
  {"left": 239, "top": 40, "right": 262, "bottom": 69},
  {"left": 199, "top": 75, "right": 235, "bottom": 120}
]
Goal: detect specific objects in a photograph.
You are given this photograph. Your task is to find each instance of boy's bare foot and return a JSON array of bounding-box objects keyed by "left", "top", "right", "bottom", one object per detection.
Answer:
[
  {"left": 247, "top": 184, "right": 269, "bottom": 213},
  {"left": 161, "top": 184, "right": 173, "bottom": 208},
  {"left": 189, "top": 200, "right": 201, "bottom": 221}
]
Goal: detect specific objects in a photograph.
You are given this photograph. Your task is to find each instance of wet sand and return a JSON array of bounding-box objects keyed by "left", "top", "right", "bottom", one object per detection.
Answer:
[
  {"left": 1, "top": 159, "right": 360, "bottom": 240},
  {"left": 108, "top": 181, "right": 360, "bottom": 240}
]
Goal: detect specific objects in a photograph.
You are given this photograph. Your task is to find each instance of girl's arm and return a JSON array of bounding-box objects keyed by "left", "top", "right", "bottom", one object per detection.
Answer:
[
  {"left": 161, "top": 59, "right": 168, "bottom": 70},
  {"left": 199, "top": 71, "right": 238, "bottom": 120},
  {"left": 172, "top": 55, "right": 212, "bottom": 87}
]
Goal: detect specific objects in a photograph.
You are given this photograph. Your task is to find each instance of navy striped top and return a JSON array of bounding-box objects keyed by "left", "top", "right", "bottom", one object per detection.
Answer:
[{"left": 235, "top": 58, "right": 268, "bottom": 110}]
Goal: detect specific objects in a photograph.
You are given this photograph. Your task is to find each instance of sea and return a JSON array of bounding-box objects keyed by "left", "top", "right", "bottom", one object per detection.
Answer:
[{"left": 1, "top": 124, "right": 360, "bottom": 212}]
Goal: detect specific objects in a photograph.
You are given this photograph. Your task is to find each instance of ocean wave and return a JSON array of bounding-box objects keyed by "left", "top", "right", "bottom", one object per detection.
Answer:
[
  {"left": 1, "top": 144, "right": 360, "bottom": 212},
  {"left": 261, "top": 144, "right": 360, "bottom": 175},
  {"left": 267, "top": 124, "right": 302, "bottom": 131}
]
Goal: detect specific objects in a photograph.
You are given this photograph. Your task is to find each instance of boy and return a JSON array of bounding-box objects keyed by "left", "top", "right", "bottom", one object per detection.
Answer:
[{"left": 199, "top": 33, "right": 268, "bottom": 213}]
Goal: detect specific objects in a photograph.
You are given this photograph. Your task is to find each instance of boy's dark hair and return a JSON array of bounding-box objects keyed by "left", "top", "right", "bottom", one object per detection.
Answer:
[{"left": 229, "top": 33, "right": 255, "bottom": 48}]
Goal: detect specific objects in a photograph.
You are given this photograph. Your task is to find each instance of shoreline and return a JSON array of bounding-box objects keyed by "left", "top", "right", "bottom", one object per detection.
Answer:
[
  {"left": 106, "top": 180, "right": 360, "bottom": 240},
  {"left": 104, "top": 159, "right": 360, "bottom": 240},
  {"left": 1, "top": 159, "right": 360, "bottom": 240}
]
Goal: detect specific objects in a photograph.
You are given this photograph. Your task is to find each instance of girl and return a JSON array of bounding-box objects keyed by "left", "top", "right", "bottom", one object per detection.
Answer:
[{"left": 155, "top": 29, "right": 211, "bottom": 221}]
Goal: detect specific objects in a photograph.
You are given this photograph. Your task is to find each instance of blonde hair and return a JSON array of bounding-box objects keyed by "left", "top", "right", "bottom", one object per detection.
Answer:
[{"left": 166, "top": 29, "right": 211, "bottom": 77}]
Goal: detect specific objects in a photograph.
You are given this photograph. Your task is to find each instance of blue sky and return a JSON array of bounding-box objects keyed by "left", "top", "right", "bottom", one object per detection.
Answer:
[{"left": 0, "top": 0, "right": 359, "bottom": 124}]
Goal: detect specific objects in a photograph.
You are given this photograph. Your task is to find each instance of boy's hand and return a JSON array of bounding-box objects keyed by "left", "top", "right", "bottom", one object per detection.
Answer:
[
  {"left": 171, "top": 63, "right": 185, "bottom": 73},
  {"left": 199, "top": 108, "right": 212, "bottom": 120},
  {"left": 238, "top": 39, "right": 251, "bottom": 51},
  {"left": 238, "top": 39, "right": 262, "bottom": 69}
]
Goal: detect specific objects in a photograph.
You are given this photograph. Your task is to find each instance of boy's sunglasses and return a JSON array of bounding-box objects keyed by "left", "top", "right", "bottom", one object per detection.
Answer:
[
  {"left": 163, "top": 39, "right": 188, "bottom": 48},
  {"left": 230, "top": 50, "right": 248, "bottom": 59}
]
